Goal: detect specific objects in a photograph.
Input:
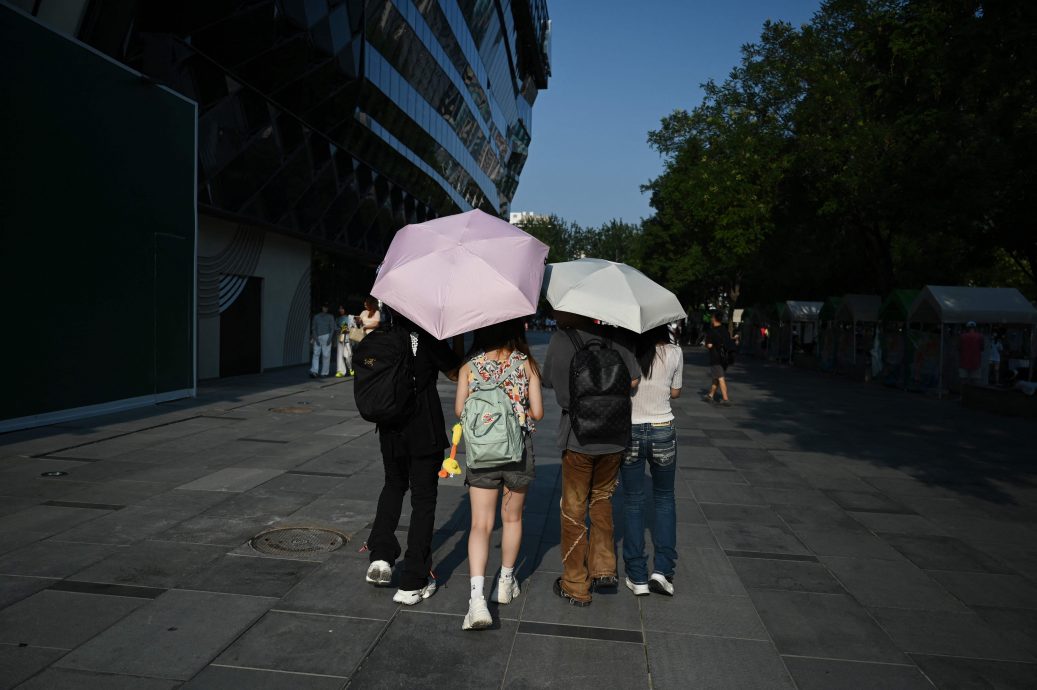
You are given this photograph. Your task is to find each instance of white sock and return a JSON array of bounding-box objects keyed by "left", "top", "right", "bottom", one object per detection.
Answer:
[
  {"left": 470, "top": 575, "right": 485, "bottom": 601},
  {"left": 500, "top": 566, "right": 515, "bottom": 580}
]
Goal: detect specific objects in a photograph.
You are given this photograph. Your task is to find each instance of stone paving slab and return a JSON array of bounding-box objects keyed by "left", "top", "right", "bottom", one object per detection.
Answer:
[
  {"left": 55, "top": 590, "right": 276, "bottom": 680},
  {"left": 2, "top": 340, "right": 1037, "bottom": 687}
]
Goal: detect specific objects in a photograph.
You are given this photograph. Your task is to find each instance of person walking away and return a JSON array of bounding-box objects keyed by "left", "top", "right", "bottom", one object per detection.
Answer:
[
  {"left": 704, "top": 310, "right": 735, "bottom": 405},
  {"left": 335, "top": 305, "right": 354, "bottom": 377},
  {"left": 361, "top": 313, "right": 460, "bottom": 605},
  {"left": 958, "top": 321, "right": 984, "bottom": 387},
  {"left": 310, "top": 304, "right": 336, "bottom": 378},
  {"left": 542, "top": 311, "right": 640, "bottom": 606},
  {"left": 360, "top": 296, "right": 381, "bottom": 335},
  {"left": 454, "top": 319, "right": 543, "bottom": 630},
  {"left": 989, "top": 329, "right": 1003, "bottom": 386},
  {"left": 622, "top": 325, "right": 682, "bottom": 597}
]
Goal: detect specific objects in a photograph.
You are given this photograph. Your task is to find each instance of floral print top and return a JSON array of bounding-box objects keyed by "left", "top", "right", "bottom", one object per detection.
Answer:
[{"left": 468, "top": 350, "right": 535, "bottom": 432}]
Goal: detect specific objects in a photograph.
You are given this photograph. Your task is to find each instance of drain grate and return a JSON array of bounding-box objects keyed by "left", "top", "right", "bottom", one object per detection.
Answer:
[
  {"left": 250, "top": 527, "right": 346, "bottom": 555},
  {"left": 269, "top": 406, "right": 313, "bottom": 414}
]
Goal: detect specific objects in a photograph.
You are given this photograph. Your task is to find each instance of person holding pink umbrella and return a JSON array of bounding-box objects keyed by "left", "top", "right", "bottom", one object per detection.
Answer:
[{"left": 359, "top": 210, "right": 547, "bottom": 610}]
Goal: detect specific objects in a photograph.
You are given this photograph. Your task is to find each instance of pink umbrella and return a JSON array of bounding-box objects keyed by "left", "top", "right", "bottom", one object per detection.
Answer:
[{"left": 371, "top": 209, "right": 548, "bottom": 340}]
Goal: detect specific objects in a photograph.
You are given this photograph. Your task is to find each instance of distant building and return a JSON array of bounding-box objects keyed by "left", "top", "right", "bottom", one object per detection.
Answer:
[
  {"left": 2, "top": 1, "right": 551, "bottom": 431},
  {"left": 510, "top": 211, "right": 548, "bottom": 225}
]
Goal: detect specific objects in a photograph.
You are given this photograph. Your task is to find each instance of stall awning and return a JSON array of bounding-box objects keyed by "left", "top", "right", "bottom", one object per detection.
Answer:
[
  {"left": 907, "top": 286, "right": 1037, "bottom": 324},
  {"left": 878, "top": 289, "right": 919, "bottom": 322},
  {"left": 819, "top": 296, "right": 843, "bottom": 322},
  {"left": 835, "top": 294, "right": 880, "bottom": 323},
  {"left": 778, "top": 300, "right": 822, "bottom": 322}
]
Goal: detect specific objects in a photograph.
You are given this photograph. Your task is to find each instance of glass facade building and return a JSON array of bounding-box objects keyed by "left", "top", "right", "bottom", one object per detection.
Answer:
[
  {"left": 6, "top": 0, "right": 550, "bottom": 407},
  {"left": 20, "top": 0, "right": 551, "bottom": 258}
]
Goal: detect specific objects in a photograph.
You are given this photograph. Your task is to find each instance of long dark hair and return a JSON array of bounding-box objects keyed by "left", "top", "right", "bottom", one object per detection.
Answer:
[
  {"left": 636, "top": 325, "right": 670, "bottom": 380},
  {"left": 466, "top": 318, "right": 540, "bottom": 376}
]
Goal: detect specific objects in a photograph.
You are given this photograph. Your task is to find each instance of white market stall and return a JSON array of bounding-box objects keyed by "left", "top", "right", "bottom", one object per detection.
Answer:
[
  {"left": 834, "top": 294, "right": 881, "bottom": 370},
  {"left": 907, "top": 286, "right": 1037, "bottom": 395},
  {"left": 777, "top": 300, "right": 823, "bottom": 363}
]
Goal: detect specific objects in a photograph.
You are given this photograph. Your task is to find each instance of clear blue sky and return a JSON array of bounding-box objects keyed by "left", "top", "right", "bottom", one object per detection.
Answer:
[{"left": 510, "top": 0, "right": 822, "bottom": 228}]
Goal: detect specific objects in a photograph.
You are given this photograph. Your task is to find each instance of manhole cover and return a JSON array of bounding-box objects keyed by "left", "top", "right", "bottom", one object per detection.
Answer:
[
  {"left": 41, "top": 471, "right": 68, "bottom": 477},
  {"left": 269, "top": 406, "right": 313, "bottom": 414},
  {"left": 250, "top": 527, "right": 346, "bottom": 555}
]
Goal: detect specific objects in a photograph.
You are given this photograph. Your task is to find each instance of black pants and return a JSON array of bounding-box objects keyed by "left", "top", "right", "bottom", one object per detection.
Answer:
[{"left": 367, "top": 451, "right": 440, "bottom": 591}]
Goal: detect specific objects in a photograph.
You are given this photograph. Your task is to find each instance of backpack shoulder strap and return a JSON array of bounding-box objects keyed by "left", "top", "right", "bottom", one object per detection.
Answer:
[
  {"left": 564, "top": 328, "right": 584, "bottom": 351},
  {"left": 497, "top": 355, "right": 524, "bottom": 384}
]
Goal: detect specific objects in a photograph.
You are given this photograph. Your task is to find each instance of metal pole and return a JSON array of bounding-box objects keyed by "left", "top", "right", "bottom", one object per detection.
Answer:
[
  {"left": 938, "top": 321, "right": 944, "bottom": 399},
  {"left": 852, "top": 320, "right": 857, "bottom": 366}
]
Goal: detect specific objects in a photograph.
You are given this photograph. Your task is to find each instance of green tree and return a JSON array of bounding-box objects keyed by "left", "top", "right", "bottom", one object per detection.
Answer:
[
  {"left": 644, "top": 20, "right": 803, "bottom": 307},
  {"left": 514, "top": 214, "right": 584, "bottom": 263}
]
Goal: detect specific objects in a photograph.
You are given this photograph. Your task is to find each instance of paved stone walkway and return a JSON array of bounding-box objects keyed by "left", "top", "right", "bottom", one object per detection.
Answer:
[{"left": 1, "top": 334, "right": 1035, "bottom": 689}]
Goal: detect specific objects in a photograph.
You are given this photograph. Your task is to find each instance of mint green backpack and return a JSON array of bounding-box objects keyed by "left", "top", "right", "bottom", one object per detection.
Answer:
[{"left": 461, "top": 358, "right": 524, "bottom": 469}]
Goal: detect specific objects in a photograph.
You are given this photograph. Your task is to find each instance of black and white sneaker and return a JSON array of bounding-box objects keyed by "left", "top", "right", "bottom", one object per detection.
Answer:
[
  {"left": 649, "top": 572, "right": 674, "bottom": 596},
  {"left": 625, "top": 578, "right": 650, "bottom": 596},
  {"left": 365, "top": 560, "right": 392, "bottom": 586},
  {"left": 393, "top": 579, "right": 437, "bottom": 605}
]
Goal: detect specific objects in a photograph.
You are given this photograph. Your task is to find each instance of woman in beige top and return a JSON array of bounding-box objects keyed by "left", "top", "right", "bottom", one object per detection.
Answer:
[{"left": 360, "top": 296, "right": 381, "bottom": 334}]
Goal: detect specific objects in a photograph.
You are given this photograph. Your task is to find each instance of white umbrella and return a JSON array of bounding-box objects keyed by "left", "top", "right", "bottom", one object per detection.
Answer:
[{"left": 542, "top": 258, "right": 686, "bottom": 333}]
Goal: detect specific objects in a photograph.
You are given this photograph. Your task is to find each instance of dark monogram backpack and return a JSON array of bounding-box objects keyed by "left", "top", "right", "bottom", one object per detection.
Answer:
[
  {"left": 565, "top": 330, "right": 632, "bottom": 447},
  {"left": 353, "top": 327, "right": 415, "bottom": 424}
]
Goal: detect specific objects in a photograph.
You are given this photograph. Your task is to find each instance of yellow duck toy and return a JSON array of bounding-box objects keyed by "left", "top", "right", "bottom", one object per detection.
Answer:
[{"left": 439, "top": 423, "right": 463, "bottom": 478}]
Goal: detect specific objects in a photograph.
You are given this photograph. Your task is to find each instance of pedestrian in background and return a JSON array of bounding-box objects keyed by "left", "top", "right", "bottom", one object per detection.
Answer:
[
  {"left": 335, "top": 305, "right": 353, "bottom": 377},
  {"left": 360, "top": 296, "right": 381, "bottom": 334},
  {"left": 704, "top": 310, "right": 735, "bottom": 405},
  {"left": 454, "top": 318, "right": 543, "bottom": 630},
  {"left": 542, "top": 311, "right": 640, "bottom": 606},
  {"left": 622, "top": 325, "right": 682, "bottom": 598},
  {"left": 958, "top": 320, "right": 984, "bottom": 386},
  {"left": 309, "top": 304, "right": 336, "bottom": 378}
]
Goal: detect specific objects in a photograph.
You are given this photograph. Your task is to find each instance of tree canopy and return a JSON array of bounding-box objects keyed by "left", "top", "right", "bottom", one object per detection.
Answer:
[{"left": 642, "top": 0, "right": 1037, "bottom": 308}]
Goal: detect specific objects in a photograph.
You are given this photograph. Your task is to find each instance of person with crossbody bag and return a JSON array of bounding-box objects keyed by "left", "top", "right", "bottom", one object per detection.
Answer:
[{"left": 454, "top": 319, "right": 543, "bottom": 630}]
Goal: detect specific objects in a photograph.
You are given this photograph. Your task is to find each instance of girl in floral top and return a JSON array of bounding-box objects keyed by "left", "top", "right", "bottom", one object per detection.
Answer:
[{"left": 453, "top": 318, "right": 543, "bottom": 630}]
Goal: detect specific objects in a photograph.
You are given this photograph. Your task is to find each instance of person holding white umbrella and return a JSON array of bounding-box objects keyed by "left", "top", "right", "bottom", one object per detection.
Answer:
[{"left": 540, "top": 258, "right": 686, "bottom": 606}]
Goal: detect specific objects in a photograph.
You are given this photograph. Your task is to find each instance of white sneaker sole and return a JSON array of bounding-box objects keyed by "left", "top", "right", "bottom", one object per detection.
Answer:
[{"left": 365, "top": 561, "right": 392, "bottom": 586}]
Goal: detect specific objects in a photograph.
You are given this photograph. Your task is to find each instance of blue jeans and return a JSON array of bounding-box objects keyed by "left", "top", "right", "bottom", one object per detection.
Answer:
[{"left": 620, "top": 422, "right": 678, "bottom": 583}]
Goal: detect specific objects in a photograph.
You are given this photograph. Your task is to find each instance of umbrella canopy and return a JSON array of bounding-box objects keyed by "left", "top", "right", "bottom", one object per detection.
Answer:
[
  {"left": 542, "top": 259, "right": 686, "bottom": 333},
  {"left": 371, "top": 209, "right": 548, "bottom": 340}
]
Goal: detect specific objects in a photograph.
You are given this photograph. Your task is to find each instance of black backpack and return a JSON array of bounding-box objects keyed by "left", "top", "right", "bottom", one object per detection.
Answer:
[
  {"left": 565, "top": 330, "right": 632, "bottom": 447},
  {"left": 353, "top": 328, "right": 416, "bottom": 424},
  {"left": 718, "top": 341, "right": 736, "bottom": 367}
]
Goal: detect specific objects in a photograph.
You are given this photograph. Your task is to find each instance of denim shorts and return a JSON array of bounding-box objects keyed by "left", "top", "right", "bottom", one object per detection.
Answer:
[{"left": 465, "top": 435, "right": 535, "bottom": 490}]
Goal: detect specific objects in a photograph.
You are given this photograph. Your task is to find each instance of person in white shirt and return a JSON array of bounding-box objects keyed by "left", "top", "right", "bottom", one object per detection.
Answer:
[{"left": 621, "top": 324, "right": 682, "bottom": 597}]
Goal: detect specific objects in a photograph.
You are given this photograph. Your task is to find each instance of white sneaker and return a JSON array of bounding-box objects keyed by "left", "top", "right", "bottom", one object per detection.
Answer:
[
  {"left": 462, "top": 596, "right": 493, "bottom": 630},
  {"left": 493, "top": 576, "right": 521, "bottom": 604},
  {"left": 649, "top": 572, "right": 674, "bottom": 596},
  {"left": 625, "top": 577, "right": 650, "bottom": 596},
  {"left": 392, "top": 579, "right": 437, "bottom": 605},
  {"left": 365, "top": 560, "right": 392, "bottom": 586}
]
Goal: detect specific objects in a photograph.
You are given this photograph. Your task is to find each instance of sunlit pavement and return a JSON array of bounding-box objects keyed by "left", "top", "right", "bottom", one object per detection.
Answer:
[{"left": 1, "top": 334, "right": 1035, "bottom": 688}]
